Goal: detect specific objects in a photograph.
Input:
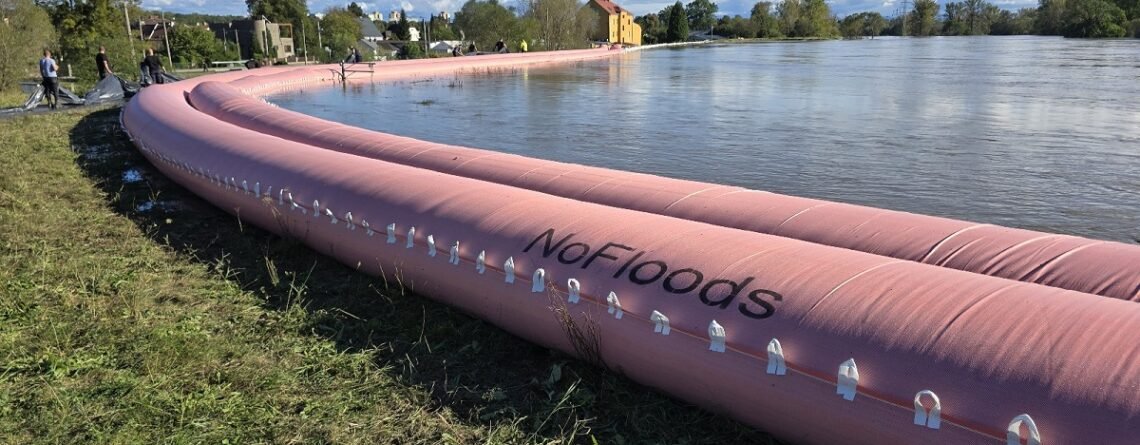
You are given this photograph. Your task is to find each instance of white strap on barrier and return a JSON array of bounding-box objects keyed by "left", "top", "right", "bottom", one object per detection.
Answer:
[
  {"left": 345, "top": 212, "right": 355, "bottom": 230},
  {"left": 278, "top": 189, "right": 285, "bottom": 205},
  {"left": 230, "top": 177, "right": 237, "bottom": 191},
  {"left": 708, "top": 320, "right": 726, "bottom": 352},
  {"left": 242, "top": 180, "right": 249, "bottom": 194},
  {"left": 504, "top": 257, "right": 515, "bottom": 283},
  {"left": 449, "top": 242, "right": 460, "bottom": 265},
  {"left": 567, "top": 278, "right": 581, "bottom": 303},
  {"left": 766, "top": 338, "right": 786, "bottom": 375},
  {"left": 650, "top": 310, "right": 670, "bottom": 335},
  {"left": 290, "top": 193, "right": 302, "bottom": 213},
  {"left": 363, "top": 220, "right": 374, "bottom": 236},
  {"left": 326, "top": 208, "right": 338, "bottom": 224},
  {"left": 531, "top": 269, "right": 545, "bottom": 292},
  {"left": 386, "top": 223, "right": 396, "bottom": 243},
  {"left": 913, "top": 390, "right": 941, "bottom": 429},
  {"left": 477, "top": 250, "right": 486, "bottom": 274},
  {"left": 837, "top": 358, "right": 859, "bottom": 401},
  {"left": 312, "top": 200, "right": 320, "bottom": 218},
  {"left": 264, "top": 185, "right": 273, "bottom": 200},
  {"left": 1007, "top": 414, "right": 1041, "bottom": 445},
  {"left": 405, "top": 227, "right": 415, "bottom": 248},
  {"left": 606, "top": 291, "right": 623, "bottom": 319},
  {"left": 427, "top": 235, "right": 436, "bottom": 256},
  {"left": 254, "top": 182, "right": 261, "bottom": 198}
]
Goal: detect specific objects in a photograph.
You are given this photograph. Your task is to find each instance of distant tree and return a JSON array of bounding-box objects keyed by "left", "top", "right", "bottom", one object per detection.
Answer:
[
  {"left": 750, "top": 2, "right": 780, "bottom": 37},
  {"left": 717, "top": 15, "right": 756, "bottom": 37},
  {"left": 797, "top": 0, "right": 837, "bottom": 37},
  {"left": 1035, "top": 0, "right": 1067, "bottom": 33},
  {"left": 454, "top": 0, "right": 521, "bottom": 50},
  {"left": 524, "top": 0, "right": 592, "bottom": 49},
  {"left": 347, "top": 2, "right": 365, "bottom": 17},
  {"left": 0, "top": 0, "right": 56, "bottom": 90},
  {"left": 1062, "top": 0, "right": 1127, "bottom": 36},
  {"left": 321, "top": 7, "right": 363, "bottom": 59},
  {"left": 666, "top": 1, "right": 690, "bottom": 41},
  {"left": 429, "top": 14, "right": 457, "bottom": 40},
  {"left": 247, "top": 0, "right": 307, "bottom": 24},
  {"left": 686, "top": 0, "right": 719, "bottom": 32},
  {"left": 635, "top": 13, "right": 667, "bottom": 43},
  {"left": 840, "top": 11, "right": 887, "bottom": 38},
  {"left": 166, "top": 25, "right": 226, "bottom": 68},
  {"left": 909, "top": 0, "right": 940, "bottom": 35},
  {"left": 396, "top": 9, "right": 411, "bottom": 40},
  {"left": 776, "top": 0, "right": 801, "bottom": 36},
  {"left": 38, "top": 0, "right": 144, "bottom": 82}
]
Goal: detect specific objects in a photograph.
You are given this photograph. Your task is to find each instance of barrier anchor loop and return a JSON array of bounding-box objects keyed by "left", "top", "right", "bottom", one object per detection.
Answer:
[
  {"left": 476, "top": 251, "right": 486, "bottom": 274},
  {"left": 504, "top": 257, "right": 515, "bottom": 283},
  {"left": 837, "top": 359, "right": 859, "bottom": 401},
  {"left": 449, "top": 242, "right": 460, "bottom": 265},
  {"left": 427, "top": 235, "right": 436, "bottom": 257},
  {"left": 1006, "top": 414, "right": 1041, "bottom": 445},
  {"left": 566, "top": 278, "right": 581, "bottom": 303},
  {"left": 406, "top": 227, "right": 415, "bottom": 248},
  {"left": 913, "top": 390, "right": 941, "bottom": 429},
  {"left": 531, "top": 269, "right": 545, "bottom": 292},
  {"left": 386, "top": 223, "right": 396, "bottom": 243},
  {"left": 606, "top": 291, "right": 623, "bottom": 319},
  {"left": 650, "top": 310, "right": 670, "bottom": 335},
  {"left": 767, "top": 339, "right": 786, "bottom": 375},
  {"left": 708, "top": 320, "right": 726, "bottom": 352}
]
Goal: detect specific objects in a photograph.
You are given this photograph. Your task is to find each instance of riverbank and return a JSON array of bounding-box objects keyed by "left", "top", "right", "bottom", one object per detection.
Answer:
[{"left": 0, "top": 107, "right": 778, "bottom": 443}]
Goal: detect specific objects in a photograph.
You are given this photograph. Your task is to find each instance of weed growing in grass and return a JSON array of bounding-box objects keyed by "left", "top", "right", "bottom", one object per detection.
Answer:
[{"left": 0, "top": 107, "right": 784, "bottom": 444}]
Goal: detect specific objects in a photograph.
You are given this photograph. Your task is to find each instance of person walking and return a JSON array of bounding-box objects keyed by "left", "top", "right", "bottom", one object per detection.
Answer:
[
  {"left": 519, "top": 39, "right": 528, "bottom": 53},
  {"left": 143, "top": 48, "right": 163, "bottom": 85},
  {"left": 39, "top": 49, "right": 59, "bottom": 110},
  {"left": 95, "top": 46, "right": 112, "bottom": 79}
]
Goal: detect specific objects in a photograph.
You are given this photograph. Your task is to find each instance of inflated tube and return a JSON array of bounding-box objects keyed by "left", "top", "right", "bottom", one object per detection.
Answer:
[
  {"left": 188, "top": 72, "right": 1140, "bottom": 302},
  {"left": 123, "top": 53, "right": 1140, "bottom": 445}
]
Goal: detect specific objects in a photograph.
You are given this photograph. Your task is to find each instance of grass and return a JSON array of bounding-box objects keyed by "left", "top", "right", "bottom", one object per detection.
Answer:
[{"left": 0, "top": 106, "right": 781, "bottom": 444}]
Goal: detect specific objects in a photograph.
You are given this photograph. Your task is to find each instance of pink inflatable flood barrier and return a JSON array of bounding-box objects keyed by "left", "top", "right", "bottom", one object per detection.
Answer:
[{"left": 122, "top": 49, "right": 1140, "bottom": 444}]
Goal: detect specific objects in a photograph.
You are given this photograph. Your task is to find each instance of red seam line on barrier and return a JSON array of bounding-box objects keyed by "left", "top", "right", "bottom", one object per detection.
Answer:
[
  {"left": 132, "top": 61, "right": 1011, "bottom": 442},
  {"left": 138, "top": 117, "right": 1006, "bottom": 444},
  {"left": 245, "top": 187, "right": 1004, "bottom": 442}
]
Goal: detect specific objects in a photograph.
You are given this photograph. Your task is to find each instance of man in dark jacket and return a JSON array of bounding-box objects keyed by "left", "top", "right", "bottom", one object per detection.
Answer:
[
  {"left": 95, "top": 46, "right": 113, "bottom": 79},
  {"left": 143, "top": 48, "right": 163, "bottom": 85}
]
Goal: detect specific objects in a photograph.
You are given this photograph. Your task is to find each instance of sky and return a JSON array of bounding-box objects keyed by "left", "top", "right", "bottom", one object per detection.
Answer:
[{"left": 140, "top": 0, "right": 1039, "bottom": 22}]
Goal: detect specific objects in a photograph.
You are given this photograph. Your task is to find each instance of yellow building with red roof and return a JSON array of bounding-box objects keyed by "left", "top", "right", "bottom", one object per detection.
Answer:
[{"left": 585, "top": 0, "right": 642, "bottom": 46}]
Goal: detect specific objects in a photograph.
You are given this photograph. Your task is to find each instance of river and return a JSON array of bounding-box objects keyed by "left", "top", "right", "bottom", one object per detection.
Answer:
[{"left": 269, "top": 36, "right": 1140, "bottom": 243}]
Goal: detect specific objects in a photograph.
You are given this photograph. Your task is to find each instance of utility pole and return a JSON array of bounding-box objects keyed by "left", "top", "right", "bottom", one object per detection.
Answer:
[
  {"left": 123, "top": 2, "right": 136, "bottom": 60},
  {"left": 301, "top": 18, "right": 309, "bottom": 63},
  {"left": 316, "top": 19, "right": 323, "bottom": 62},
  {"left": 161, "top": 11, "right": 173, "bottom": 68}
]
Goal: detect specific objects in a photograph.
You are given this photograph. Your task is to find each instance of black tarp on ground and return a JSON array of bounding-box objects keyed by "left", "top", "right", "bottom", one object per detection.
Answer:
[
  {"left": 58, "top": 86, "right": 85, "bottom": 105},
  {"left": 158, "top": 72, "right": 183, "bottom": 83},
  {"left": 83, "top": 74, "right": 134, "bottom": 105}
]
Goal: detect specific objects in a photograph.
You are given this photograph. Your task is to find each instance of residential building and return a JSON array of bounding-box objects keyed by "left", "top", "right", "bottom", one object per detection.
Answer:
[
  {"left": 209, "top": 18, "right": 294, "bottom": 61},
  {"left": 584, "top": 0, "right": 641, "bottom": 46},
  {"left": 358, "top": 39, "right": 400, "bottom": 60},
  {"left": 389, "top": 10, "right": 403, "bottom": 22},
  {"left": 359, "top": 17, "right": 384, "bottom": 42}
]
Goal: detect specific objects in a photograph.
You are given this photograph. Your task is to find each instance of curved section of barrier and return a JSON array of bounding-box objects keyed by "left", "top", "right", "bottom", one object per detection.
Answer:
[
  {"left": 123, "top": 52, "right": 1140, "bottom": 444},
  {"left": 186, "top": 72, "right": 1140, "bottom": 302}
]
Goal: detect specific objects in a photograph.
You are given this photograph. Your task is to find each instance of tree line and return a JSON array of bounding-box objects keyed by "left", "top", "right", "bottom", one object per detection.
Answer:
[
  {"left": 637, "top": 0, "right": 1138, "bottom": 40},
  {"left": 0, "top": 0, "right": 605, "bottom": 91}
]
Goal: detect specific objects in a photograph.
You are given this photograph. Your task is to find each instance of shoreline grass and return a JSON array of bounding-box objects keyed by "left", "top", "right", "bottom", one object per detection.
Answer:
[{"left": 0, "top": 107, "right": 781, "bottom": 443}]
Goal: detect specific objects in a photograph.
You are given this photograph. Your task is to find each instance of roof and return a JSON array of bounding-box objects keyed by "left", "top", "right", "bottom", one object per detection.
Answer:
[
  {"left": 358, "top": 17, "right": 383, "bottom": 38},
  {"left": 589, "top": 0, "right": 626, "bottom": 15}
]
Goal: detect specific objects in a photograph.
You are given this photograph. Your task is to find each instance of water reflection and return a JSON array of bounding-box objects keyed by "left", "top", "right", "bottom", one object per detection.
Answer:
[{"left": 271, "top": 37, "right": 1140, "bottom": 243}]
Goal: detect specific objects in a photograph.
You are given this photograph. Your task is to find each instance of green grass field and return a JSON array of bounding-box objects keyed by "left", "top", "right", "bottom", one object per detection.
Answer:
[{"left": 0, "top": 106, "right": 781, "bottom": 444}]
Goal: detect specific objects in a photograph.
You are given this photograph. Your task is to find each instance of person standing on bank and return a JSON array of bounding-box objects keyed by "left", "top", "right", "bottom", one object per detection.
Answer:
[
  {"left": 39, "top": 49, "right": 59, "bottom": 110},
  {"left": 95, "top": 46, "right": 113, "bottom": 79},
  {"left": 143, "top": 48, "right": 164, "bottom": 85}
]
